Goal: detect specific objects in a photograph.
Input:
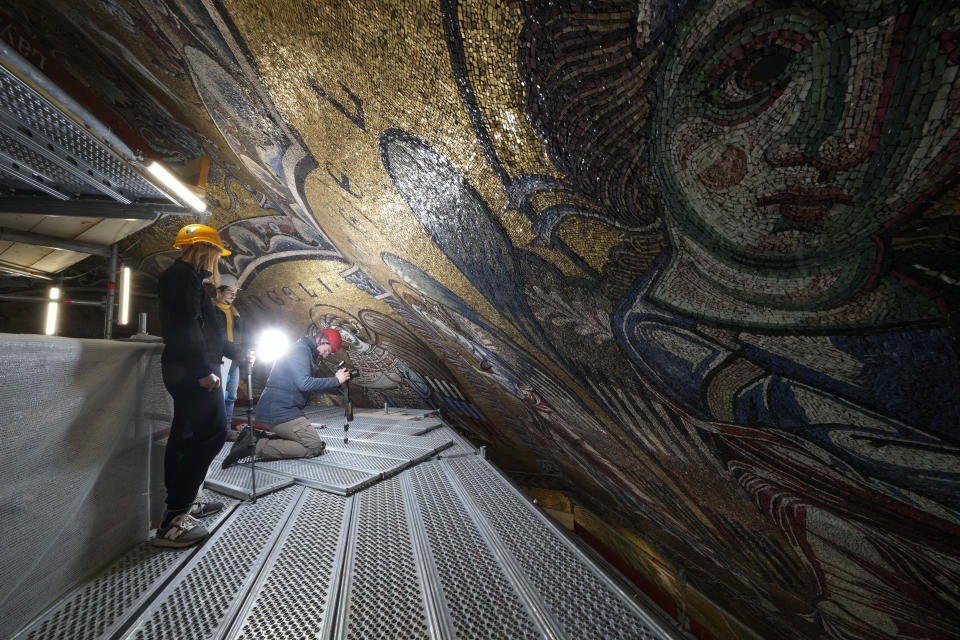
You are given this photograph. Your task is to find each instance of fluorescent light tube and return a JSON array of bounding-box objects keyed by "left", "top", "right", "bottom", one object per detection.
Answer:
[
  {"left": 147, "top": 161, "right": 207, "bottom": 211},
  {"left": 119, "top": 266, "right": 131, "bottom": 325},
  {"left": 45, "top": 287, "right": 59, "bottom": 335}
]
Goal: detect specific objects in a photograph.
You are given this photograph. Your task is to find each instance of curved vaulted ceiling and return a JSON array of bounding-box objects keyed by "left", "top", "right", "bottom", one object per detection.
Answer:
[{"left": 2, "top": 1, "right": 958, "bottom": 638}]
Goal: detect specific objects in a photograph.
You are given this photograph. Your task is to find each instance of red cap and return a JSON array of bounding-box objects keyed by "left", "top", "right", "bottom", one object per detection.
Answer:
[{"left": 318, "top": 328, "right": 342, "bottom": 352}]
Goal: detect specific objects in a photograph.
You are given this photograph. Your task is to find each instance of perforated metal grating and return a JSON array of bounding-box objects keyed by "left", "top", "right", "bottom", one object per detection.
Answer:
[
  {"left": 0, "top": 162, "right": 42, "bottom": 192},
  {"left": 206, "top": 425, "right": 444, "bottom": 497},
  {"left": 13, "top": 490, "right": 236, "bottom": 640},
  {"left": 337, "top": 476, "right": 430, "bottom": 640},
  {"left": 303, "top": 406, "right": 438, "bottom": 421},
  {"left": 123, "top": 487, "right": 302, "bottom": 640},
  {"left": 317, "top": 449, "right": 411, "bottom": 474},
  {"left": 204, "top": 458, "right": 294, "bottom": 500},
  {"left": 301, "top": 405, "right": 345, "bottom": 420},
  {"left": 230, "top": 489, "right": 349, "bottom": 640},
  {"left": 407, "top": 462, "right": 544, "bottom": 639},
  {"left": 432, "top": 426, "right": 478, "bottom": 457},
  {"left": 10, "top": 404, "right": 679, "bottom": 640},
  {"left": 318, "top": 435, "right": 438, "bottom": 462},
  {"left": 0, "top": 64, "right": 167, "bottom": 201},
  {"left": 386, "top": 408, "right": 437, "bottom": 417},
  {"left": 312, "top": 416, "right": 441, "bottom": 435},
  {"left": 252, "top": 457, "right": 379, "bottom": 495},
  {"left": 319, "top": 426, "right": 451, "bottom": 450},
  {"left": 445, "top": 458, "right": 668, "bottom": 640},
  {"left": 0, "top": 129, "right": 89, "bottom": 194}
]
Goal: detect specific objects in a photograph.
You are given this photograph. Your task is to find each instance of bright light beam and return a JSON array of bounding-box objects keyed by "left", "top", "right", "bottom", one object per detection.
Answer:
[{"left": 256, "top": 328, "right": 290, "bottom": 364}]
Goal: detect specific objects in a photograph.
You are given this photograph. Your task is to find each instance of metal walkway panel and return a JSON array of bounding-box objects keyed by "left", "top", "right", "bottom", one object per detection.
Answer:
[
  {"left": 317, "top": 434, "right": 439, "bottom": 463},
  {"left": 314, "top": 448, "right": 412, "bottom": 475},
  {"left": 303, "top": 406, "right": 437, "bottom": 421},
  {"left": 319, "top": 426, "right": 452, "bottom": 451},
  {"left": 355, "top": 416, "right": 443, "bottom": 430},
  {"left": 14, "top": 433, "right": 681, "bottom": 640},
  {"left": 248, "top": 457, "right": 379, "bottom": 495},
  {"left": 313, "top": 419, "right": 437, "bottom": 436},
  {"left": 301, "top": 405, "right": 350, "bottom": 421},
  {"left": 119, "top": 486, "right": 304, "bottom": 640},
  {"left": 0, "top": 62, "right": 169, "bottom": 202},
  {"left": 12, "top": 489, "right": 236, "bottom": 640},
  {"left": 382, "top": 408, "right": 436, "bottom": 417},
  {"left": 228, "top": 489, "right": 350, "bottom": 640},
  {"left": 444, "top": 457, "right": 675, "bottom": 640},
  {"left": 311, "top": 416, "right": 441, "bottom": 435},
  {"left": 432, "top": 426, "right": 478, "bottom": 457},
  {"left": 353, "top": 407, "right": 438, "bottom": 419},
  {"left": 211, "top": 441, "right": 231, "bottom": 462},
  {"left": 333, "top": 476, "right": 432, "bottom": 640},
  {"left": 205, "top": 458, "right": 295, "bottom": 500},
  {"left": 404, "top": 463, "right": 545, "bottom": 639}
]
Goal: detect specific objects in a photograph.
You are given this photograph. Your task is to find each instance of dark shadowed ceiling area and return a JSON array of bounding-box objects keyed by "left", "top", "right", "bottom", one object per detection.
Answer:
[{"left": 1, "top": 1, "right": 958, "bottom": 638}]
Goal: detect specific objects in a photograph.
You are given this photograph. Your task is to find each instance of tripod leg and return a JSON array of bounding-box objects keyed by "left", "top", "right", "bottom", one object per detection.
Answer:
[
  {"left": 247, "top": 361, "right": 257, "bottom": 503},
  {"left": 342, "top": 382, "right": 350, "bottom": 443}
]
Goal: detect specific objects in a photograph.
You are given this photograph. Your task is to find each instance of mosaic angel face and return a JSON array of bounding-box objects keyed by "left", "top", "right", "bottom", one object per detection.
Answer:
[{"left": 653, "top": 1, "right": 960, "bottom": 274}]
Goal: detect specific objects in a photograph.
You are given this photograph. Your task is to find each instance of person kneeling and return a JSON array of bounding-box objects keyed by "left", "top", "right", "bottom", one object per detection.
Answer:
[{"left": 252, "top": 328, "right": 350, "bottom": 460}]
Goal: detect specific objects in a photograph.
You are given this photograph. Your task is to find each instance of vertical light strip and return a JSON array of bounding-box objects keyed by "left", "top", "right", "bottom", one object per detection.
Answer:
[
  {"left": 44, "top": 286, "right": 60, "bottom": 335},
  {"left": 119, "top": 266, "right": 132, "bottom": 324}
]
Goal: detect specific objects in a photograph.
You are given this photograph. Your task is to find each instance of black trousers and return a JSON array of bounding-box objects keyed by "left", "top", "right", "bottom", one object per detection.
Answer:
[{"left": 161, "top": 361, "right": 226, "bottom": 513}]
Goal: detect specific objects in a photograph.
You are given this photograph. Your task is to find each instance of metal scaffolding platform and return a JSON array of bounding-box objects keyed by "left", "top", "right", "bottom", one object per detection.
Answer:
[{"left": 11, "top": 419, "right": 682, "bottom": 640}]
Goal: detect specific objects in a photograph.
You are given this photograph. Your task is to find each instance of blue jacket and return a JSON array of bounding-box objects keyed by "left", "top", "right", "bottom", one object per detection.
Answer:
[{"left": 255, "top": 337, "right": 341, "bottom": 424}]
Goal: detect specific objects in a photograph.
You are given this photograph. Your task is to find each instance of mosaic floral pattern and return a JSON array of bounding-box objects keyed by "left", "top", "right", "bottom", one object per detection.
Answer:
[{"left": 10, "top": 1, "right": 959, "bottom": 638}]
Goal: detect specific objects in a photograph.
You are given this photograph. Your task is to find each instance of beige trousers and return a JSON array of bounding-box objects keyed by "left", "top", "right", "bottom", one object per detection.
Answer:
[{"left": 255, "top": 416, "right": 325, "bottom": 460}]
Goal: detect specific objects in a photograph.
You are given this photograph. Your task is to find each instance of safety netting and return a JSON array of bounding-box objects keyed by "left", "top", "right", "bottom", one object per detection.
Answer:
[{"left": 0, "top": 334, "right": 172, "bottom": 639}]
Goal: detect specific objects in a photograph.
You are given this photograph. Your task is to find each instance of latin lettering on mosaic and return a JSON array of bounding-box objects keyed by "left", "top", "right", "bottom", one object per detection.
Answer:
[
  {"left": 325, "top": 162, "right": 364, "bottom": 199},
  {"left": 296, "top": 283, "right": 317, "bottom": 298},
  {"left": 264, "top": 289, "right": 285, "bottom": 306},
  {"left": 309, "top": 79, "right": 366, "bottom": 131},
  {"left": 280, "top": 285, "right": 302, "bottom": 302}
]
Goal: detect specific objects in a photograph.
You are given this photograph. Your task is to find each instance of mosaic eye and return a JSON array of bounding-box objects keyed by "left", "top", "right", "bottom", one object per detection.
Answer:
[{"left": 703, "top": 32, "right": 810, "bottom": 123}]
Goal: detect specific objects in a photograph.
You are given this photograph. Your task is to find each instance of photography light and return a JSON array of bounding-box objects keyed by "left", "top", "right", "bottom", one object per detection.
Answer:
[
  {"left": 147, "top": 161, "right": 207, "bottom": 212},
  {"left": 256, "top": 328, "right": 290, "bottom": 364},
  {"left": 44, "top": 286, "right": 59, "bottom": 335},
  {"left": 118, "top": 266, "right": 132, "bottom": 325}
]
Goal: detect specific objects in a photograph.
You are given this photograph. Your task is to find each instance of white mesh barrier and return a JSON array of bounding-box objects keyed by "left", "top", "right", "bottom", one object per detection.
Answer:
[{"left": 0, "top": 334, "right": 172, "bottom": 639}]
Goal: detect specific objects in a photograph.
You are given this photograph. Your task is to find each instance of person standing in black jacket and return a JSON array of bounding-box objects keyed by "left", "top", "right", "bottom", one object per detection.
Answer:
[{"left": 154, "top": 223, "right": 237, "bottom": 548}]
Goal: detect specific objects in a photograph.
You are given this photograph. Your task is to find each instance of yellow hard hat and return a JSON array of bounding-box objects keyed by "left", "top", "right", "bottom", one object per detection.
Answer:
[{"left": 173, "top": 224, "right": 230, "bottom": 256}]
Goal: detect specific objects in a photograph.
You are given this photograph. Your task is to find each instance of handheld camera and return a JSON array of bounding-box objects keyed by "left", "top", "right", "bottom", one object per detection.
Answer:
[{"left": 337, "top": 361, "right": 360, "bottom": 378}]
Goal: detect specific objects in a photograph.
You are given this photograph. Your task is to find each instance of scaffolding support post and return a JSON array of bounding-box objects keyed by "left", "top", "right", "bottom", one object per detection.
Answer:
[{"left": 103, "top": 244, "right": 118, "bottom": 339}]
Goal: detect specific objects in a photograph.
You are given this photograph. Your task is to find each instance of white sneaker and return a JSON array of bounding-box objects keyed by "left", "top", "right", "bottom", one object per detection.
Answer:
[
  {"left": 151, "top": 513, "right": 209, "bottom": 548},
  {"left": 187, "top": 501, "right": 224, "bottom": 518}
]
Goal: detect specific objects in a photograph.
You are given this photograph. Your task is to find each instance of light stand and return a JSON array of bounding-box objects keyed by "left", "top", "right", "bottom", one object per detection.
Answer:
[
  {"left": 339, "top": 360, "right": 353, "bottom": 443},
  {"left": 220, "top": 351, "right": 260, "bottom": 500},
  {"left": 245, "top": 352, "right": 258, "bottom": 503}
]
